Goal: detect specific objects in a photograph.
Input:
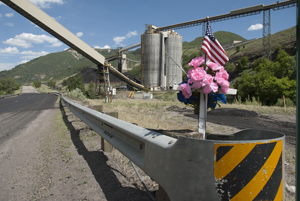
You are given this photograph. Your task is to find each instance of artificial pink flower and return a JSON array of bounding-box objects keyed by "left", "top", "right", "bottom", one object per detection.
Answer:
[
  {"left": 188, "top": 67, "right": 206, "bottom": 82},
  {"left": 188, "top": 57, "right": 205, "bottom": 68},
  {"left": 192, "top": 81, "right": 204, "bottom": 89},
  {"left": 181, "top": 83, "right": 192, "bottom": 99},
  {"left": 211, "top": 82, "right": 219, "bottom": 93},
  {"left": 215, "top": 76, "right": 229, "bottom": 87},
  {"left": 202, "top": 74, "right": 213, "bottom": 85},
  {"left": 207, "top": 62, "right": 221, "bottom": 71},
  {"left": 216, "top": 67, "right": 229, "bottom": 80},
  {"left": 219, "top": 84, "right": 229, "bottom": 94},
  {"left": 215, "top": 76, "right": 230, "bottom": 94},
  {"left": 203, "top": 81, "right": 219, "bottom": 94}
]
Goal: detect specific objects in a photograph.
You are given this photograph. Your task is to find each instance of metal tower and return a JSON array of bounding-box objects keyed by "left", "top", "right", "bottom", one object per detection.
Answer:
[
  {"left": 263, "top": 9, "right": 271, "bottom": 60},
  {"left": 96, "top": 65, "right": 110, "bottom": 102}
]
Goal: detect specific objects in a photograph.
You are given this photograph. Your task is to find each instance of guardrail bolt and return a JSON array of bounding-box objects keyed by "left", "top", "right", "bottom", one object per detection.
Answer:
[{"left": 101, "top": 111, "right": 118, "bottom": 152}]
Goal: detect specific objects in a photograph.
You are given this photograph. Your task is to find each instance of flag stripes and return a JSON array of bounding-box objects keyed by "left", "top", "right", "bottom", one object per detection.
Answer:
[
  {"left": 201, "top": 36, "right": 229, "bottom": 66},
  {"left": 214, "top": 140, "right": 283, "bottom": 201},
  {"left": 201, "top": 20, "right": 229, "bottom": 66}
]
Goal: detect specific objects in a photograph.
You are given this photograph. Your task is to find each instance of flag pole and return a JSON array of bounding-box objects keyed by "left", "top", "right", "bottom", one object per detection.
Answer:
[{"left": 198, "top": 19, "right": 209, "bottom": 139}]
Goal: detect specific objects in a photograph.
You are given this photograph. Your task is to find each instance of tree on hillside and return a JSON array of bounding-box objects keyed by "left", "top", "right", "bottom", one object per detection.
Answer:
[
  {"left": 33, "top": 80, "right": 41, "bottom": 88},
  {"left": 67, "top": 73, "right": 85, "bottom": 93},
  {"left": 0, "top": 78, "right": 21, "bottom": 95},
  {"left": 273, "top": 48, "right": 296, "bottom": 79},
  {"left": 76, "top": 73, "right": 85, "bottom": 93},
  {"left": 233, "top": 49, "right": 296, "bottom": 105},
  {"left": 48, "top": 78, "right": 56, "bottom": 89},
  {"left": 236, "top": 56, "right": 249, "bottom": 73},
  {"left": 87, "top": 81, "right": 95, "bottom": 99},
  {"left": 62, "top": 79, "right": 68, "bottom": 86}
]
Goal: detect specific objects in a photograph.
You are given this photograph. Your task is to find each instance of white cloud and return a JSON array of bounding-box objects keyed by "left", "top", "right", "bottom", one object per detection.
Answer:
[
  {"left": 54, "top": 16, "right": 62, "bottom": 21},
  {"left": 3, "top": 33, "right": 62, "bottom": 48},
  {"left": 126, "top": 31, "right": 137, "bottom": 38},
  {"left": 19, "top": 60, "right": 29, "bottom": 64},
  {"left": 29, "top": 0, "right": 65, "bottom": 8},
  {"left": 0, "top": 2, "right": 4, "bottom": 6},
  {"left": 20, "top": 50, "right": 49, "bottom": 59},
  {"left": 113, "top": 31, "right": 138, "bottom": 46},
  {"left": 0, "top": 63, "right": 16, "bottom": 71},
  {"left": 76, "top": 32, "right": 83, "bottom": 37},
  {"left": 0, "top": 14, "right": 2, "bottom": 17},
  {"left": 5, "top": 23, "right": 14, "bottom": 27},
  {"left": 113, "top": 36, "right": 126, "bottom": 45},
  {"left": 5, "top": 13, "right": 14, "bottom": 18},
  {"left": 94, "top": 45, "right": 110, "bottom": 49},
  {"left": 248, "top": 23, "right": 263, "bottom": 31},
  {"left": 0, "top": 47, "right": 19, "bottom": 54}
]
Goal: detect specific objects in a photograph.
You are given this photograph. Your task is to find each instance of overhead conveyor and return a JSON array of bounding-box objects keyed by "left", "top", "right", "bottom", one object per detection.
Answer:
[{"left": 0, "top": 0, "right": 145, "bottom": 90}]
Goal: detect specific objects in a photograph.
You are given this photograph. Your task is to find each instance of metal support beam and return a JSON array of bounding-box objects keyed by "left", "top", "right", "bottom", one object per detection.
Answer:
[
  {"left": 0, "top": 0, "right": 105, "bottom": 66},
  {"left": 202, "top": 21, "right": 206, "bottom": 37},
  {"left": 102, "top": 65, "right": 110, "bottom": 103},
  {"left": 156, "top": 0, "right": 296, "bottom": 32},
  {"left": 263, "top": 9, "right": 272, "bottom": 60},
  {"left": 296, "top": 1, "right": 299, "bottom": 200},
  {"left": 96, "top": 65, "right": 110, "bottom": 102},
  {"left": 1, "top": 0, "right": 145, "bottom": 91}
]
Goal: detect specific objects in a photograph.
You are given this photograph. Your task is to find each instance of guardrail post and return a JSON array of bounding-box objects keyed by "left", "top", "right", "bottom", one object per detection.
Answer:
[{"left": 93, "top": 105, "right": 103, "bottom": 112}]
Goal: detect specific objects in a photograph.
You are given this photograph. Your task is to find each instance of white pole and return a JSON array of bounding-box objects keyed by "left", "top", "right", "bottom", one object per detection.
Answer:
[
  {"left": 198, "top": 53, "right": 208, "bottom": 139},
  {"left": 198, "top": 92, "right": 208, "bottom": 139}
]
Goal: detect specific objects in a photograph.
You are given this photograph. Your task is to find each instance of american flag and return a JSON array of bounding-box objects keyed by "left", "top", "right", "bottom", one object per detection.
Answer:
[{"left": 201, "top": 21, "right": 229, "bottom": 66}]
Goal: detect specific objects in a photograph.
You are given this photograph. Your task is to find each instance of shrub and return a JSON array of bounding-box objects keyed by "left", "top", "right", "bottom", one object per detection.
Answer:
[
  {"left": 62, "top": 79, "right": 68, "bottom": 86},
  {"left": 275, "top": 98, "right": 295, "bottom": 107},
  {"left": 48, "top": 78, "right": 56, "bottom": 89},
  {"left": 33, "top": 80, "right": 41, "bottom": 88},
  {"left": 87, "top": 81, "right": 95, "bottom": 99},
  {"left": 68, "top": 88, "right": 86, "bottom": 100},
  {"left": 0, "top": 78, "right": 21, "bottom": 95}
]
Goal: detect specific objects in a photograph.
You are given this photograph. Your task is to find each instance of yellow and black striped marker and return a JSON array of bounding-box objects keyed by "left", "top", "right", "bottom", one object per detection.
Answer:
[{"left": 214, "top": 139, "right": 283, "bottom": 201}]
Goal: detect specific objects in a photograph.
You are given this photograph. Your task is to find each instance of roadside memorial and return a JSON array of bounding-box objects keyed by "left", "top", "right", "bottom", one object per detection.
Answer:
[{"left": 177, "top": 20, "right": 230, "bottom": 138}]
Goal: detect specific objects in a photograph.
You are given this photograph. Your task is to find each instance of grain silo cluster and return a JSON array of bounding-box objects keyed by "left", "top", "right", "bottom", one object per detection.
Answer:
[{"left": 141, "top": 25, "right": 182, "bottom": 90}]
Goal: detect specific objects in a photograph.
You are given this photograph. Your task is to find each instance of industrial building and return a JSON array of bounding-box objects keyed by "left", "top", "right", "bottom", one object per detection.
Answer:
[{"left": 141, "top": 25, "right": 183, "bottom": 90}]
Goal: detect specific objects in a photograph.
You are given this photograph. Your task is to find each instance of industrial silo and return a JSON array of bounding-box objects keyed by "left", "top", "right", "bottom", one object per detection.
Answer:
[
  {"left": 141, "top": 33, "right": 161, "bottom": 88},
  {"left": 165, "top": 33, "right": 182, "bottom": 88}
]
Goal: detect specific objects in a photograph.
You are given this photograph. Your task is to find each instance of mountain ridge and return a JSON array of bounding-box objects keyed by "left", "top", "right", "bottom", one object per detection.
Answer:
[{"left": 0, "top": 27, "right": 296, "bottom": 84}]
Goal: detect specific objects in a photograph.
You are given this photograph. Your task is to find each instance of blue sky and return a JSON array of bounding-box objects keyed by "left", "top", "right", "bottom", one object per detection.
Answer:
[{"left": 0, "top": 0, "right": 296, "bottom": 71}]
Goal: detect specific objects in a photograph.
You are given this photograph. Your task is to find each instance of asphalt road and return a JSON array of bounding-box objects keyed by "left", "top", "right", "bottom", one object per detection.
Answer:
[{"left": 0, "top": 92, "right": 58, "bottom": 145}]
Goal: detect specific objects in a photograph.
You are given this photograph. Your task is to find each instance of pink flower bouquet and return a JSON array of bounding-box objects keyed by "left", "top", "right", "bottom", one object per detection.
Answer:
[
  {"left": 177, "top": 57, "right": 229, "bottom": 114},
  {"left": 181, "top": 57, "right": 230, "bottom": 99}
]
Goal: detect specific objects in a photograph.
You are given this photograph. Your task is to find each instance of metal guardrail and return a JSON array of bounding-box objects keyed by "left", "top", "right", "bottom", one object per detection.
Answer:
[
  {"left": 61, "top": 95, "right": 285, "bottom": 201},
  {"left": 62, "top": 95, "right": 174, "bottom": 169}
]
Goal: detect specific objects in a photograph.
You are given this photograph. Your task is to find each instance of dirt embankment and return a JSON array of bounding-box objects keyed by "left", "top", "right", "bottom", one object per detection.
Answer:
[{"left": 0, "top": 93, "right": 296, "bottom": 200}]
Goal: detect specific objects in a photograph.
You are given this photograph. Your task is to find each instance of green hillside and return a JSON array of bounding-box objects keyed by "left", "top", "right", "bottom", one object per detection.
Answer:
[
  {"left": 182, "top": 31, "right": 247, "bottom": 48},
  {"left": 228, "top": 26, "right": 296, "bottom": 62},
  {"left": 0, "top": 27, "right": 295, "bottom": 86}
]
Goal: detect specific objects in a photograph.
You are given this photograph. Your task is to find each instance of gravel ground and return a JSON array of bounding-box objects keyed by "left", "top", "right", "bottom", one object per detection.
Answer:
[{"left": 0, "top": 90, "right": 296, "bottom": 200}]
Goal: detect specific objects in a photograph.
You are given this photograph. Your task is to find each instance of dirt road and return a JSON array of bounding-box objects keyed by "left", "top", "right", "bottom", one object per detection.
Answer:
[
  {"left": 0, "top": 89, "right": 58, "bottom": 200},
  {"left": 0, "top": 88, "right": 153, "bottom": 201}
]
